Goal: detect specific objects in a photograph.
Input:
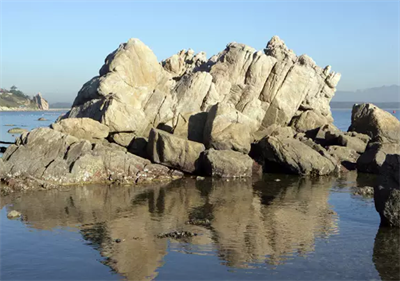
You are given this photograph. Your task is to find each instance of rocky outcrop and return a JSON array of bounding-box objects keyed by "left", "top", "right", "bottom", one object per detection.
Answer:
[
  {"left": 257, "top": 136, "right": 338, "bottom": 176},
  {"left": 201, "top": 149, "right": 253, "bottom": 178},
  {"left": 147, "top": 128, "right": 205, "bottom": 173},
  {"left": 0, "top": 127, "right": 181, "bottom": 194},
  {"left": 1, "top": 35, "right": 345, "bottom": 189},
  {"left": 61, "top": 36, "right": 340, "bottom": 145},
  {"left": 357, "top": 142, "right": 400, "bottom": 174},
  {"left": 349, "top": 103, "right": 400, "bottom": 143},
  {"left": 51, "top": 118, "right": 110, "bottom": 142},
  {"left": 32, "top": 93, "right": 49, "bottom": 110},
  {"left": 374, "top": 154, "right": 400, "bottom": 227}
]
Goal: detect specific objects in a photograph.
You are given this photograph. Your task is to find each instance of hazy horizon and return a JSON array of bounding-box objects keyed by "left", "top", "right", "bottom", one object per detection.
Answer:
[{"left": 0, "top": 1, "right": 399, "bottom": 103}]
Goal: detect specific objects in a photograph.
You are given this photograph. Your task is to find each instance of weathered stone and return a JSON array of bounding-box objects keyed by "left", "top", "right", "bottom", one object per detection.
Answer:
[
  {"left": 147, "top": 128, "right": 205, "bottom": 173},
  {"left": 349, "top": 103, "right": 400, "bottom": 143},
  {"left": 7, "top": 210, "right": 21, "bottom": 219},
  {"left": 290, "top": 110, "right": 328, "bottom": 133},
  {"left": 201, "top": 149, "right": 253, "bottom": 178},
  {"left": 51, "top": 118, "right": 110, "bottom": 141},
  {"left": 374, "top": 154, "right": 400, "bottom": 227},
  {"left": 109, "top": 132, "right": 136, "bottom": 147},
  {"left": 314, "top": 124, "right": 342, "bottom": 145},
  {"left": 327, "top": 146, "right": 359, "bottom": 171},
  {"left": 171, "top": 112, "right": 208, "bottom": 143},
  {"left": 203, "top": 103, "right": 258, "bottom": 154},
  {"left": 357, "top": 142, "right": 400, "bottom": 174},
  {"left": 7, "top": 128, "right": 28, "bottom": 134},
  {"left": 259, "top": 136, "right": 337, "bottom": 175},
  {"left": 1, "top": 127, "right": 181, "bottom": 189},
  {"left": 336, "top": 134, "right": 368, "bottom": 153}
]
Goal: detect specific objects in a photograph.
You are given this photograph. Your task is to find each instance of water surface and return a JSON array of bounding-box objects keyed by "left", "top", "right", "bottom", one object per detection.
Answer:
[{"left": 1, "top": 109, "right": 399, "bottom": 280}]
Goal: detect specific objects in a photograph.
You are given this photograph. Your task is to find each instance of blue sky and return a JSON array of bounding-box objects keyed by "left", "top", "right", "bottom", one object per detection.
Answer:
[{"left": 0, "top": 0, "right": 399, "bottom": 103}]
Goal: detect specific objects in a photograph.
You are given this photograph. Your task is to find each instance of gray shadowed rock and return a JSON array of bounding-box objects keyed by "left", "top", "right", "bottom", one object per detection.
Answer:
[
  {"left": 357, "top": 142, "right": 400, "bottom": 174},
  {"left": 51, "top": 118, "right": 110, "bottom": 141},
  {"left": 314, "top": 123, "right": 342, "bottom": 146},
  {"left": 147, "top": 128, "right": 205, "bottom": 173},
  {"left": 336, "top": 134, "right": 368, "bottom": 154},
  {"left": 0, "top": 127, "right": 181, "bottom": 193},
  {"left": 327, "top": 146, "right": 359, "bottom": 171},
  {"left": 109, "top": 132, "right": 136, "bottom": 147},
  {"left": 290, "top": 110, "right": 328, "bottom": 133},
  {"left": 348, "top": 103, "right": 400, "bottom": 143},
  {"left": 374, "top": 154, "right": 400, "bottom": 227},
  {"left": 203, "top": 103, "right": 258, "bottom": 154},
  {"left": 201, "top": 149, "right": 253, "bottom": 178},
  {"left": 258, "top": 136, "right": 337, "bottom": 176}
]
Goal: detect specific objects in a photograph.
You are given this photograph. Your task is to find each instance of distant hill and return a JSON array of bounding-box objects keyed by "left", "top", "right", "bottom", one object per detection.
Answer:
[
  {"left": 333, "top": 85, "right": 400, "bottom": 103},
  {"left": 0, "top": 86, "right": 39, "bottom": 109},
  {"left": 50, "top": 102, "right": 72, "bottom": 109},
  {"left": 330, "top": 101, "right": 400, "bottom": 109}
]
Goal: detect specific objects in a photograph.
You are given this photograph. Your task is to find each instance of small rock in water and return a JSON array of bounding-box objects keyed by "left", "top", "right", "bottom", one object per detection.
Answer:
[
  {"left": 38, "top": 117, "right": 47, "bottom": 121},
  {"left": 274, "top": 179, "right": 281, "bottom": 182},
  {"left": 4, "top": 124, "right": 16, "bottom": 126},
  {"left": 7, "top": 128, "right": 28, "bottom": 134},
  {"left": 196, "top": 176, "right": 205, "bottom": 181},
  {"left": 115, "top": 238, "right": 122, "bottom": 243},
  {"left": 7, "top": 210, "right": 21, "bottom": 219},
  {"left": 0, "top": 147, "right": 6, "bottom": 153}
]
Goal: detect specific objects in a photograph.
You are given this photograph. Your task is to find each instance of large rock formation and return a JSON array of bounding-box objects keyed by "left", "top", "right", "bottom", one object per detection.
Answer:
[
  {"left": 1, "top": 35, "right": 344, "bottom": 189},
  {"left": 62, "top": 36, "right": 340, "bottom": 141},
  {"left": 32, "top": 93, "right": 49, "bottom": 110}
]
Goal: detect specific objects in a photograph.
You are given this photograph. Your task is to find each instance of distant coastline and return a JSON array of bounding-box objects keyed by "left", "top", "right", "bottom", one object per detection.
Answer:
[
  {"left": 0, "top": 107, "right": 69, "bottom": 112},
  {"left": 330, "top": 101, "right": 400, "bottom": 110}
]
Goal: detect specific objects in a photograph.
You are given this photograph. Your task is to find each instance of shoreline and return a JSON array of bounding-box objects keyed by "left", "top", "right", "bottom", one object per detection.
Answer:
[{"left": 0, "top": 108, "right": 70, "bottom": 112}]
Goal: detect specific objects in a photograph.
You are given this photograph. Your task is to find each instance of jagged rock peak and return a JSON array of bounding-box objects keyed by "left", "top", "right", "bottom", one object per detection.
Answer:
[{"left": 33, "top": 92, "right": 49, "bottom": 110}]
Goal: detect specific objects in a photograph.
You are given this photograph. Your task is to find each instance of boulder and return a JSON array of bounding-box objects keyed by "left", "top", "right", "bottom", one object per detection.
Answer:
[
  {"left": 51, "top": 118, "right": 110, "bottom": 141},
  {"left": 147, "top": 128, "right": 205, "bottom": 173},
  {"left": 327, "top": 146, "right": 359, "bottom": 171},
  {"left": 314, "top": 123, "right": 342, "bottom": 146},
  {"left": 1, "top": 127, "right": 181, "bottom": 189},
  {"left": 203, "top": 103, "right": 258, "bottom": 154},
  {"left": 7, "top": 128, "right": 28, "bottom": 134},
  {"left": 374, "top": 154, "right": 400, "bottom": 227},
  {"left": 290, "top": 110, "right": 328, "bottom": 133},
  {"left": 258, "top": 136, "right": 337, "bottom": 175},
  {"left": 201, "top": 149, "right": 253, "bottom": 178},
  {"left": 109, "top": 132, "right": 136, "bottom": 147},
  {"left": 336, "top": 134, "right": 368, "bottom": 153},
  {"left": 357, "top": 142, "right": 400, "bottom": 173},
  {"left": 348, "top": 103, "right": 400, "bottom": 143}
]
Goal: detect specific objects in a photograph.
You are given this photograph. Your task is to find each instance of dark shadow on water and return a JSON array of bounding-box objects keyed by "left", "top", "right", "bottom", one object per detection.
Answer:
[{"left": 373, "top": 227, "right": 400, "bottom": 281}]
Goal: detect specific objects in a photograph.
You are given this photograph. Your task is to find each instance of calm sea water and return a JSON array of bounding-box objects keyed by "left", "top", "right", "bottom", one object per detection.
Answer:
[{"left": 0, "top": 109, "right": 399, "bottom": 280}]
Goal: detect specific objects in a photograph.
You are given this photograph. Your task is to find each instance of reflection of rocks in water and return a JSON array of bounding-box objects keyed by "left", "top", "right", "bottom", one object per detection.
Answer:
[
  {"left": 208, "top": 176, "right": 338, "bottom": 267},
  {"left": 373, "top": 227, "right": 400, "bottom": 281},
  {"left": 6, "top": 176, "right": 339, "bottom": 278}
]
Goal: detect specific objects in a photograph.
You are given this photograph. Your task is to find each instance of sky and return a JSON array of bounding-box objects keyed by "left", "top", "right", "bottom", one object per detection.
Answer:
[{"left": 0, "top": 0, "right": 399, "bottom": 103}]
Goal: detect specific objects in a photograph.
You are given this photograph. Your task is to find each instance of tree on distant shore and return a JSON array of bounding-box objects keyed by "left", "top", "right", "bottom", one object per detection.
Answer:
[{"left": 9, "top": 85, "right": 29, "bottom": 99}]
